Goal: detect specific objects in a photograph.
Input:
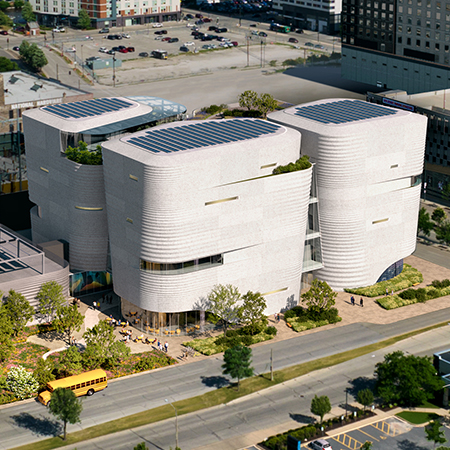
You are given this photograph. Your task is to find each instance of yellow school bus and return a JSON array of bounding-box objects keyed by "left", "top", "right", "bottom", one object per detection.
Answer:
[{"left": 38, "top": 369, "right": 107, "bottom": 406}]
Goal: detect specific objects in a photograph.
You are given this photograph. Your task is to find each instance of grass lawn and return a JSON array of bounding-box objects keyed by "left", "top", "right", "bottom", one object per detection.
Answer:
[
  {"left": 396, "top": 411, "right": 440, "bottom": 425},
  {"left": 10, "top": 320, "right": 449, "bottom": 450}
]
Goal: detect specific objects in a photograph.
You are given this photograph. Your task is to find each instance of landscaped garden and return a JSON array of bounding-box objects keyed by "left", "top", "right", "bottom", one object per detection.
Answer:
[{"left": 344, "top": 264, "right": 423, "bottom": 297}]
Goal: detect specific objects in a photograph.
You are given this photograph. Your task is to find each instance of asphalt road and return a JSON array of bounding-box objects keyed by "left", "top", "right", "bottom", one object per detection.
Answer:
[
  {"left": 2, "top": 309, "right": 450, "bottom": 449},
  {"left": 59, "top": 324, "right": 450, "bottom": 450}
]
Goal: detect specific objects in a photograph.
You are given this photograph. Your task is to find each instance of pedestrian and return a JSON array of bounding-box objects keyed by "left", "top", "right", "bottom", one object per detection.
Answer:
[
  {"left": 165, "top": 341, "right": 168, "bottom": 353},
  {"left": 277, "top": 313, "right": 280, "bottom": 323},
  {"left": 386, "top": 288, "right": 388, "bottom": 296},
  {"left": 360, "top": 298, "right": 363, "bottom": 307},
  {"left": 351, "top": 296, "right": 355, "bottom": 306},
  {"left": 391, "top": 289, "right": 394, "bottom": 296},
  {"left": 93, "top": 301, "right": 96, "bottom": 309},
  {"left": 157, "top": 339, "right": 161, "bottom": 350}
]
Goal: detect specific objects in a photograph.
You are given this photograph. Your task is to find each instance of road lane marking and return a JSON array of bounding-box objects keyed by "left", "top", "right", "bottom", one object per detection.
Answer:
[{"left": 333, "top": 433, "right": 364, "bottom": 449}]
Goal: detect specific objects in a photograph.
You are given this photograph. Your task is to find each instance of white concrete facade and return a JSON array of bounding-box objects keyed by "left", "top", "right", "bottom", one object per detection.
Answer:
[
  {"left": 102, "top": 119, "right": 311, "bottom": 314},
  {"left": 269, "top": 98, "right": 428, "bottom": 290}
]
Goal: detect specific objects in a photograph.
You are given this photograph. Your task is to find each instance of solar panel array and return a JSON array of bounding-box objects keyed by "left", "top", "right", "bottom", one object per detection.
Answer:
[
  {"left": 42, "top": 98, "right": 135, "bottom": 119},
  {"left": 125, "top": 119, "right": 281, "bottom": 154},
  {"left": 293, "top": 99, "right": 397, "bottom": 125}
]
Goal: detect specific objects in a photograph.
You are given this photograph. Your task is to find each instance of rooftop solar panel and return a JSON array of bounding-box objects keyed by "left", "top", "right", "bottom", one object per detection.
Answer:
[
  {"left": 293, "top": 99, "right": 397, "bottom": 125},
  {"left": 42, "top": 97, "right": 135, "bottom": 119},
  {"left": 124, "top": 119, "right": 281, "bottom": 154}
]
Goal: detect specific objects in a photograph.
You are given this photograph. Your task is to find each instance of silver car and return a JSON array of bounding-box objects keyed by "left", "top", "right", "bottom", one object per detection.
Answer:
[{"left": 309, "top": 439, "right": 332, "bottom": 450}]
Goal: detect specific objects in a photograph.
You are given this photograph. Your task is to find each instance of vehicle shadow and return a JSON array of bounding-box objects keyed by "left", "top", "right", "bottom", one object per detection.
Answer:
[
  {"left": 289, "top": 413, "right": 314, "bottom": 424},
  {"left": 397, "top": 439, "right": 428, "bottom": 450},
  {"left": 10, "top": 412, "right": 62, "bottom": 437},
  {"left": 200, "top": 375, "right": 229, "bottom": 388}
]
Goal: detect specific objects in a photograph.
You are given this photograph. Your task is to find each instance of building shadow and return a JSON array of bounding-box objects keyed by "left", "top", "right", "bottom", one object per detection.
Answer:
[
  {"left": 11, "top": 412, "right": 62, "bottom": 437},
  {"left": 200, "top": 375, "right": 229, "bottom": 388}
]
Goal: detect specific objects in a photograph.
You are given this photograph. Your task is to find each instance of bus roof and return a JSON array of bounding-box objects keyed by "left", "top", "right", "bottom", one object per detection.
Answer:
[{"left": 47, "top": 369, "right": 107, "bottom": 390}]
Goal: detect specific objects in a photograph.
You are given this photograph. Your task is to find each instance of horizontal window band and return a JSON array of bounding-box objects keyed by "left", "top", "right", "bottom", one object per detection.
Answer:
[
  {"left": 126, "top": 217, "right": 133, "bottom": 223},
  {"left": 390, "top": 164, "right": 398, "bottom": 168},
  {"left": 260, "top": 163, "right": 277, "bottom": 169},
  {"left": 261, "top": 287, "right": 288, "bottom": 296},
  {"left": 140, "top": 254, "right": 223, "bottom": 275},
  {"left": 129, "top": 174, "right": 138, "bottom": 181},
  {"left": 372, "top": 218, "right": 389, "bottom": 224},
  {"left": 205, "top": 196, "right": 238, "bottom": 206},
  {"left": 40, "top": 167, "right": 49, "bottom": 173},
  {"left": 74, "top": 206, "right": 103, "bottom": 211}
]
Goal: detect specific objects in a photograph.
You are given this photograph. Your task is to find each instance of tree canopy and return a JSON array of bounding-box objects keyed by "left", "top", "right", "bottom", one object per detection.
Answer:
[
  {"left": 375, "top": 351, "right": 444, "bottom": 406},
  {"left": 310, "top": 394, "right": 331, "bottom": 424},
  {"left": 432, "top": 207, "right": 446, "bottom": 224},
  {"left": 357, "top": 388, "right": 374, "bottom": 411},
  {"left": 256, "top": 93, "right": 278, "bottom": 118},
  {"left": 0, "top": 304, "right": 14, "bottom": 362},
  {"left": 37, "top": 281, "right": 66, "bottom": 323},
  {"left": 418, "top": 207, "right": 434, "bottom": 237},
  {"left": 49, "top": 387, "right": 83, "bottom": 440},
  {"left": 0, "top": 1, "right": 10, "bottom": 12},
  {"left": 222, "top": 345, "right": 254, "bottom": 391},
  {"left": 21, "top": 2, "right": 35, "bottom": 22},
  {"left": 435, "top": 220, "right": 450, "bottom": 246},
  {"left": 0, "top": 57, "right": 19, "bottom": 72},
  {"left": 3, "top": 289, "right": 34, "bottom": 336},
  {"left": 14, "top": 0, "right": 25, "bottom": 10},
  {"left": 0, "top": 10, "right": 12, "bottom": 26},
  {"left": 53, "top": 304, "right": 84, "bottom": 343},
  {"left": 425, "top": 420, "right": 447, "bottom": 449},
  {"left": 58, "top": 345, "right": 83, "bottom": 377},
  {"left": 6, "top": 366, "right": 39, "bottom": 400},
  {"left": 77, "top": 8, "right": 91, "bottom": 29},
  {"left": 33, "top": 357, "right": 56, "bottom": 391},
  {"left": 239, "top": 291, "right": 267, "bottom": 335},
  {"left": 65, "top": 142, "right": 102, "bottom": 165},
  {"left": 301, "top": 279, "right": 337, "bottom": 312},
  {"left": 207, "top": 284, "right": 241, "bottom": 335},
  {"left": 19, "top": 41, "right": 48, "bottom": 72},
  {"left": 238, "top": 90, "right": 259, "bottom": 111}
]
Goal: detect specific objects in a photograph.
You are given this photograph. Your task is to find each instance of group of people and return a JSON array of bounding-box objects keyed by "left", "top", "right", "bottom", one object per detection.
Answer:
[
  {"left": 155, "top": 340, "right": 169, "bottom": 353},
  {"left": 350, "top": 296, "right": 364, "bottom": 307},
  {"left": 69, "top": 336, "right": 78, "bottom": 346},
  {"left": 385, "top": 288, "right": 394, "bottom": 296}
]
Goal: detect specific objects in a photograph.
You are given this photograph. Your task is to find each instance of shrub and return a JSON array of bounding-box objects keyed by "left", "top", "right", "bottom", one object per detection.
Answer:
[
  {"left": 265, "top": 326, "right": 277, "bottom": 335},
  {"left": 399, "top": 289, "right": 416, "bottom": 300},
  {"left": 225, "top": 329, "right": 238, "bottom": 337},
  {"left": 283, "top": 309, "right": 296, "bottom": 320},
  {"left": 214, "top": 335, "right": 228, "bottom": 346},
  {"left": 432, "top": 279, "right": 450, "bottom": 289},
  {"left": 415, "top": 288, "right": 427, "bottom": 303},
  {"left": 65, "top": 142, "right": 102, "bottom": 165},
  {"left": 273, "top": 155, "right": 311, "bottom": 175},
  {"left": 241, "top": 335, "right": 253, "bottom": 346},
  {"left": 427, "top": 288, "right": 440, "bottom": 299}
]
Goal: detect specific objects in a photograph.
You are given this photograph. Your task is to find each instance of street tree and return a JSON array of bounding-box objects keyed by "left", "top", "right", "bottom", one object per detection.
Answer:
[
  {"left": 310, "top": 394, "right": 331, "bottom": 424},
  {"left": 222, "top": 345, "right": 254, "bottom": 391},
  {"left": 58, "top": 345, "right": 83, "bottom": 377},
  {"left": 48, "top": 387, "right": 83, "bottom": 440},
  {"left": 418, "top": 207, "right": 434, "bottom": 237},
  {"left": 3, "top": 289, "right": 34, "bottom": 336},
  {"left": 26, "top": 43, "right": 48, "bottom": 72},
  {"left": 301, "top": 279, "right": 337, "bottom": 312},
  {"left": 256, "top": 93, "right": 278, "bottom": 118},
  {"left": 36, "top": 281, "right": 66, "bottom": 323},
  {"left": 0, "top": 1, "right": 10, "bottom": 12},
  {"left": 375, "top": 351, "right": 444, "bottom": 406},
  {"left": 360, "top": 443, "right": 373, "bottom": 450},
  {"left": 0, "top": 57, "right": 18, "bottom": 72},
  {"left": 78, "top": 8, "right": 91, "bottom": 29},
  {"left": 0, "top": 10, "right": 12, "bottom": 26},
  {"left": 435, "top": 220, "right": 450, "bottom": 246},
  {"left": 6, "top": 366, "right": 39, "bottom": 399},
  {"left": 432, "top": 207, "right": 447, "bottom": 224},
  {"left": 33, "top": 357, "right": 56, "bottom": 391},
  {"left": 442, "top": 183, "right": 450, "bottom": 203},
  {"left": 239, "top": 291, "right": 267, "bottom": 335},
  {"left": 0, "top": 304, "right": 14, "bottom": 362},
  {"left": 14, "top": 0, "right": 24, "bottom": 9},
  {"left": 238, "top": 90, "right": 259, "bottom": 111},
  {"left": 82, "top": 320, "right": 130, "bottom": 369},
  {"left": 357, "top": 388, "right": 374, "bottom": 412},
  {"left": 21, "top": 2, "right": 35, "bottom": 22},
  {"left": 425, "top": 420, "right": 447, "bottom": 449},
  {"left": 134, "top": 443, "right": 149, "bottom": 450},
  {"left": 53, "top": 304, "right": 84, "bottom": 343},
  {"left": 207, "top": 284, "right": 241, "bottom": 335}
]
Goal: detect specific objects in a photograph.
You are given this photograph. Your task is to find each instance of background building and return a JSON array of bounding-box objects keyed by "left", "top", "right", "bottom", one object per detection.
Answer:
[{"left": 341, "top": 0, "right": 450, "bottom": 93}]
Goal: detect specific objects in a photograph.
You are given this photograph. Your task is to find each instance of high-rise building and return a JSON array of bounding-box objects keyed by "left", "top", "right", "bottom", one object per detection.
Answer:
[{"left": 341, "top": 0, "right": 450, "bottom": 93}]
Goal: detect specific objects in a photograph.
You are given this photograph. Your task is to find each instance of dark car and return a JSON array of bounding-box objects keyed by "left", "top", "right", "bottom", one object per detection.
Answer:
[
  {"left": 155, "top": 30, "right": 168, "bottom": 35},
  {"left": 185, "top": 13, "right": 194, "bottom": 19},
  {"left": 139, "top": 52, "right": 149, "bottom": 57},
  {"left": 249, "top": 23, "right": 257, "bottom": 27},
  {"left": 86, "top": 56, "right": 101, "bottom": 61},
  {"left": 126, "top": 46, "right": 135, "bottom": 52},
  {"left": 305, "top": 42, "right": 314, "bottom": 46},
  {"left": 259, "top": 31, "right": 267, "bottom": 37},
  {"left": 107, "top": 49, "right": 116, "bottom": 54},
  {"left": 195, "top": 13, "right": 203, "bottom": 18},
  {"left": 162, "top": 37, "right": 171, "bottom": 41},
  {"left": 208, "top": 25, "right": 218, "bottom": 31},
  {"left": 203, "top": 17, "right": 212, "bottom": 22},
  {"left": 202, "top": 35, "right": 214, "bottom": 41},
  {"left": 295, "top": 28, "right": 304, "bottom": 34},
  {"left": 288, "top": 37, "right": 298, "bottom": 43},
  {"left": 168, "top": 37, "right": 179, "bottom": 43},
  {"left": 216, "top": 27, "right": 228, "bottom": 33},
  {"left": 0, "top": 30, "right": 8, "bottom": 35},
  {"left": 179, "top": 45, "right": 190, "bottom": 52},
  {"left": 12, "top": 46, "right": 19, "bottom": 51},
  {"left": 196, "top": 19, "right": 204, "bottom": 25},
  {"left": 112, "top": 46, "right": 120, "bottom": 51}
]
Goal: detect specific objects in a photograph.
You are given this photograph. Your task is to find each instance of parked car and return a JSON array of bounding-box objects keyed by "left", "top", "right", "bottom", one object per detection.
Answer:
[
  {"left": 126, "top": 46, "right": 135, "bottom": 52},
  {"left": 249, "top": 23, "right": 257, "bottom": 27},
  {"left": 155, "top": 30, "right": 168, "bottom": 35},
  {"left": 288, "top": 37, "right": 298, "bottom": 43},
  {"left": 179, "top": 45, "right": 190, "bottom": 52},
  {"left": 53, "top": 26, "right": 65, "bottom": 32},
  {"left": 315, "top": 44, "right": 325, "bottom": 49},
  {"left": 99, "top": 27, "right": 109, "bottom": 33},
  {"left": 0, "top": 30, "right": 8, "bottom": 35},
  {"left": 66, "top": 47, "right": 76, "bottom": 52},
  {"left": 119, "top": 48, "right": 128, "bottom": 53},
  {"left": 216, "top": 27, "right": 228, "bottom": 33},
  {"left": 112, "top": 46, "right": 121, "bottom": 52},
  {"left": 86, "top": 56, "right": 101, "bottom": 62},
  {"left": 196, "top": 19, "right": 204, "bottom": 25},
  {"left": 152, "top": 22, "right": 163, "bottom": 28},
  {"left": 195, "top": 13, "right": 203, "bottom": 18},
  {"left": 295, "top": 28, "right": 304, "bottom": 34},
  {"left": 202, "top": 44, "right": 213, "bottom": 50},
  {"left": 155, "top": 35, "right": 163, "bottom": 40},
  {"left": 184, "top": 41, "right": 195, "bottom": 46},
  {"left": 185, "top": 13, "right": 194, "bottom": 19},
  {"left": 203, "top": 17, "right": 212, "bottom": 22},
  {"left": 309, "top": 439, "right": 332, "bottom": 450},
  {"left": 208, "top": 25, "right": 218, "bottom": 31},
  {"left": 162, "top": 37, "right": 171, "bottom": 41},
  {"left": 139, "top": 52, "right": 149, "bottom": 57},
  {"left": 121, "top": 33, "right": 131, "bottom": 39},
  {"left": 12, "top": 46, "right": 19, "bottom": 51},
  {"left": 107, "top": 49, "right": 115, "bottom": 54},
  {"left": 168, "top": 38, "right": 179, "bottom": 43},
  {"left": 231, "top": 41, "right": 239, "bottom": 46},
  {"left": 305, "top": 42, "right": 314, "bottom": 47},
  {"left": 99, "top": 47, "right": 108, "bottom": 53},
  {"left": 259, "top": 31, "right": 267, "bottom": 37}
]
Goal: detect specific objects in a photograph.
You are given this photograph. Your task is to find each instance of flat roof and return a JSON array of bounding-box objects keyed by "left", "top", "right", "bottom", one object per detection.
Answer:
[{"left": 122, "top": 119, "right": 282, "bottom": 154}]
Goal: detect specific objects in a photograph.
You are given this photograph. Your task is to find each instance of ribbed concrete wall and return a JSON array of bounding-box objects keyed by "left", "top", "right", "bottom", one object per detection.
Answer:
[
  {"left": 269, "top": 99, "right": 428, "bottom": 290},
  {"left": 103, "top": 120, "right": 311, "bottom": 314}
]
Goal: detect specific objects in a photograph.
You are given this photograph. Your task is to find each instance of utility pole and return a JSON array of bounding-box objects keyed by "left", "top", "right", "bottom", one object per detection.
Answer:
[
  {"left": 247, "top": 35, "right": 249, "bottom": 66},
  {"left": 81, "top": 44, "right": 84, "bottom": 74},
  {"left": 56, "top": 64, "right": 59, "bottom": 81},
  {"left": 270, "top": 348, "right": 273, "bottom": 381}
]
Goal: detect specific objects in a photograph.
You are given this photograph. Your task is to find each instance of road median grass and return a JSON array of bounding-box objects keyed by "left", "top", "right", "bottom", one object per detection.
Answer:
[{"left": 11, "top": 321, "right": 449, "bottom": 450}]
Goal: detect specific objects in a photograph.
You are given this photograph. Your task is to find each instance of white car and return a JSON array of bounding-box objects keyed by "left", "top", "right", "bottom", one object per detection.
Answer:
[
  {"left": 309, "top": 439, "right": 333, "bottom": 450},
  {"left": 53, "top": 26, "right": 65, "bottom": 32},
  {"left": 121, "top": 33, "right": 130, "bottom": 38},
  {"left": 184, "top": 41, "right": 195, "bottom": 46},
  {"left": 99, "top": 47, "right": 108, "bottom": 53},
  {"left": 66, "top": 47, "right": 76, "bottom": 52},
  {"left": 152, "top": 22, "right": 163, "bottom": 28},
  {"left": 155, "top": 35, "right": 163, "bottom": 40}
]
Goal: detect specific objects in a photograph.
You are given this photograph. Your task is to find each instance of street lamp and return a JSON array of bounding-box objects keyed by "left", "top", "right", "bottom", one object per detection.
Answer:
[
  {"left": 165, "top": 398, "right": 178, "bottom": 449},
  {"left": 112, "top": 56, "right": 116, "bottom": 88}
]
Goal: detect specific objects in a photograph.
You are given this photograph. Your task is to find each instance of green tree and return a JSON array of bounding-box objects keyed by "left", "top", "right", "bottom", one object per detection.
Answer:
[
  {"left": 82, "top": 320, "right": 130, "bottom": 369},
  {"left": 26, "top": 43, "right": 48, "bottom": 72},
  {"left": 53, "top": 304, "right": 84, "bottom": 344},
  {"left": 21, "top": 2, "right": 35, "bottom": 22},
  {"left": 418, "top": 207, "right": 434, "bottom": 237},
  {"left": 435, "top": 220, "right": 450, "bottom": 246},
  {"left": 425, "top": 420, "right": 447, "bottom": 449},
  {"left": 375, "top": 351, "right": 444, "bottom": 406},
  {"left": 238, "top": 90, "right": 259, "bottom": 111},
  {"left": 6, "top": 366, "right": 39, "bottom": 400},
  {"left": 301, "top": 279, "right": 337, "bottom": 311},
  {"left": 360, "top": 443, "right": 373, "bottom": 450},
  {"left": 256, "top": 93, "right": 278, "bottom": 118},
  {"left": 0, "top": 304, "right": 14, "bottom": 362},
  {"left": 0, "top": 57, "right": 18, "bottom": 72},
  {"left": 357, "top": 388, "right": 374, "bottom": 412},
  {"left": 442, "top": 183, "right": 450, "bottom": 203},
  {"left": 222, "top": 345, "right": 254, "bottom": 391},
  {"left": 48, "top": 387, "right": 83, "bottom": 440},
  {"left": 310, "top": 394, "right": 331, "bottom": 424},
  {"left": 33, "top": 357, "right": 56, "bottom": 391},
  {"left": 207, "top": 284, "right": 241, "bottom": 335},
  {"left": 0, "top": 10, "right": 12, "bottom": 26},
  {"left": 432, "top": 207, "right": 447, "bottom": 224},
  {"left": 58, "top": 345, "right": 83, "bottom": 377},
  {"left": 239, "top": 291, "right": 267, "bottom": 335},
  {"left": 134, "top": 443, "right": 149, "bottom": 450},
  {"left": 3, "top": 289, "right": 34, "bottom": 337},
  {"left": 77, "top": 8, "right": 91, "bottom": 29},
  {"left": 37, "top": 281, "right": 66, "bottom": 323},
  {"left": 14, "top": 0, "right": 25, "bottom": 9},
  {"left": 0, "top": 1, "right": 10, "bottom": 12}
]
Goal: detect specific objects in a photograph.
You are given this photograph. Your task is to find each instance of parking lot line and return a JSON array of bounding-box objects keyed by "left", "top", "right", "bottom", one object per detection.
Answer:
[
  {"left": 359, "top": 428, "right": 379, "bottom": 442},
  {"left": 333, "top": 433, "right": 364, "bottom": 449},
  {"left": 370, "top": 420, "right": 399, "bottom": 437}
]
